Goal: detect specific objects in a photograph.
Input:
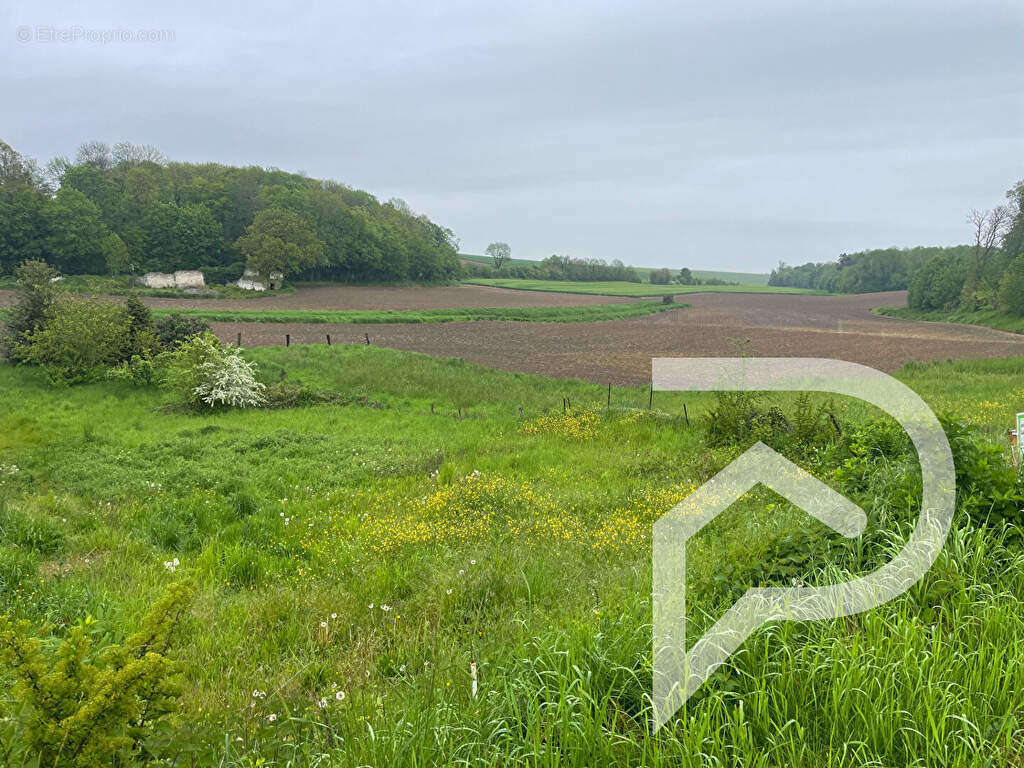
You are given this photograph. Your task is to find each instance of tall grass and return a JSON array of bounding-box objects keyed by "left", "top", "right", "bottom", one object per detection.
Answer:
[
  {"left": 0, "top": 350, "right": 1021, "bottom": 765},
  {"left": 876, "top": 305, "right": 1024, "bottom": 334},
  {"left": 152, "top": 301, "right": 682, "bottom": 325}
]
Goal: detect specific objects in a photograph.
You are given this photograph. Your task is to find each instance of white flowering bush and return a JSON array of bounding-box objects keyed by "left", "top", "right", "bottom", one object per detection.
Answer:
[
  {"left": 162, "top": 333, "right": 266, "bottom": 409},
  {"left": 193, "top": 346, "right": 267, "bottom": 408}
]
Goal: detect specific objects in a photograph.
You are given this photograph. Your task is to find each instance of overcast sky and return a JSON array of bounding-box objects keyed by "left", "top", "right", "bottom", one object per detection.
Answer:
[{"left": 3, "top": 1, "right": 1022, "bottom": 272}]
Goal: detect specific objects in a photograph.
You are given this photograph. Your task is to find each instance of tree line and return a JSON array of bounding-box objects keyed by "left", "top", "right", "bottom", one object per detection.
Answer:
[
  {"left": 466, "top": 250, "right": 735, "bottom": 286},
  {"left": 0, "top": 139, "right": 461, "bottom": 284},
  {"left": 768, "top": 245, "right": 974, "bottom": 293},
  {"left": 908, "top": 184, "right": 1024, "bottom": 315},
  {"left": 767, "top": 179, "right": 1024, "bottom": 313},
  {"left": 464, "top": 253, "right": 645, "bottom": 282}
]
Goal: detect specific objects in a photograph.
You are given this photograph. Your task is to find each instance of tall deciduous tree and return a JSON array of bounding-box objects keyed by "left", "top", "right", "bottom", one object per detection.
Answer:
[
  {"left": 42, "top": 188, "right": 111, "bottom": 274},
  {"left": 235, "top": 208, "right": 325, "bottom": 279},
  {"left": 102, "top": 233, "right": 131, "bottom": 275},
  {"left": 0, "top": 189, "right": 46, "bottom": 274},
  {"left": 142, "top": 202, "right": 222, "bottom": 271},
  {"left": 485, "top": 242, "right": 511, "bottom": 270}
]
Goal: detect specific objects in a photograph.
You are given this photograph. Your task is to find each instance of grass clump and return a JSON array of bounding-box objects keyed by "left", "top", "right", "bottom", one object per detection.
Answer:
[
  {"left": 875, "top": 304, "right": 1024, "bottom": 334},
  {"left": 149, "top": 301, "right": 683, "bottom": 325}
]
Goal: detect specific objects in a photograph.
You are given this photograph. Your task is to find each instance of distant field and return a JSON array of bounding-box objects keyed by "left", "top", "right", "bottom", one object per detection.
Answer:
[
  {"left": 463, "top": 278, "right": 821, "bottom": 297},
  {"left": 875, "top": 306, "right": 1024, "bottom": 334},
  {"left": 153, "top": 302, "right": 680, "bottom": 325},
  {"left": 459, "top": 254, "right": 770, "bottom": 285}
]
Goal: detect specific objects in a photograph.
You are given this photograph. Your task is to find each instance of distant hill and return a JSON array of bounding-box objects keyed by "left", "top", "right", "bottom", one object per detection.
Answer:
[{"left": 459, "top": 254, "right": 768, "bottom": 285}]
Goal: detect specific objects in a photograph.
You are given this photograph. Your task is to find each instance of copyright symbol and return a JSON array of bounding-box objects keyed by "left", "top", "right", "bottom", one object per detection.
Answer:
[{"left": 16, "top": 26, "right": 32, "bottom": 43}]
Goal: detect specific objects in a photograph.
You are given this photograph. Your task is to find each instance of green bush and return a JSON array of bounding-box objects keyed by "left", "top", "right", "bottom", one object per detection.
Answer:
[
  {"left": 107, "top": 354, "right": 157, "bottom": 386},
  {"left": 0, "top": 582, "right": 194, "bottom": 768},
  {"left": 0, "top": 260, "right": 60, "bottom": 360},
  {"left": 706, "top": 391, "right": 838, "bottom": 456},
  {"left": 161, "top": 333, "right": 265, "bottom": 408},
  {"left": 160, "top": 332, "right": 223, "bottom": 406},
  {"left": 123, "top": 294, "right": 160, "bottom": 358},
  {"left": 943, "top": 417, "right": 1024, "bottom": 526},
  {"left": 154, "top": 313, "right": 211, "bottom": 348},
  {"left": 14, "top": 297, "right": 131, "bottom": 384},
  {"left": 193, "top": 345, "right": 266, "bottom": 408}
]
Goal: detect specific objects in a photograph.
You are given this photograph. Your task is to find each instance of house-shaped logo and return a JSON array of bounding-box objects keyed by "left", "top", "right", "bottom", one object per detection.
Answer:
[{"left": 651, "top": 358, "right": 955, "bottom": 731}]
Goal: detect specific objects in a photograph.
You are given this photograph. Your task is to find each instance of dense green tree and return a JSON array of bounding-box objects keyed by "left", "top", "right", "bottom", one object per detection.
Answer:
[
  {"left": 649, "top": 268, "right": 672, "bottom": 285},
  {"left": 997, "top": 255, "right": 1024, "bottom": 316},
  {"left": 0, "top": 140, "right": 49, "bottom": 193},
  {"left": 235, "top": 208, "right": 325, "bottom": 279},
  {"left": 1, "top": 260, "right": 60, "bottom": 358},
  {"left": 0, "top": 189, "right": 46, "bottom": 274},
  {"left": 102, "top": 232, "right": 131, "bottom": 275},
  {"left": 63, "top": 164, "right": 128, "bottom": 232},
  {"left": 141, "top": 202, "right": 222, "bottom": 271},
  {"left": 1002, "top": 181, "right": 1024, "bottom": 262},
  {"left": 907, "top": 251, "right": 970, "bottom": 311},
  {"left": 42, "top": 188, "right": 112, "bottom": 274}
]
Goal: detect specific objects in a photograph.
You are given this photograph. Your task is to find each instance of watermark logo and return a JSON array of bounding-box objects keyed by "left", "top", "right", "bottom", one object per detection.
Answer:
[
  {"left": 15, "top": 25, "right": 175, "bottom": 44},
  {"left": 652, "top": 358, "right": 955, "bottom": 730}
]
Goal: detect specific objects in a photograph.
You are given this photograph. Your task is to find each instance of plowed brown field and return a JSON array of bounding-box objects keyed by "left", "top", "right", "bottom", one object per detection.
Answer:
[{"left": 187, "top": 289, "right": 1024, "bottom": 385}]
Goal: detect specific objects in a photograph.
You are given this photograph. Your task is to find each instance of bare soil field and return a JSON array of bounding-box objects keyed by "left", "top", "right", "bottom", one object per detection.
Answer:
[{"left": 205, "top": 290, "right": 1024, "bottom": 385}]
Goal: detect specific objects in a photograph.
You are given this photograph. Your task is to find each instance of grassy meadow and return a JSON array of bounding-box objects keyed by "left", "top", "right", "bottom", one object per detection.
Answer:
[
  {"left": 463, "top": 278, "right": 823, "bottom": 297},
  {"left": 149, "top": 301, "right": 680, "bottom": 325},
  {"left": 876, "top": 305, "right": 1024, "bottom": 335},
  {"left": 0, "top": 347, "right": 1023, "bottom": 765}
]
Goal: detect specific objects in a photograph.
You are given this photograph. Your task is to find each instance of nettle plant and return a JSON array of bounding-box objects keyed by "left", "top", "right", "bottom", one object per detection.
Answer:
[{"left": 0, "top": 582, "right": 194, "bottom": 768}]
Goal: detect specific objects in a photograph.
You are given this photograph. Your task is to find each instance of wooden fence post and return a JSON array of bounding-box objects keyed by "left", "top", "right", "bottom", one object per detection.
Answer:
[
  {"left": 286, "top": 334, "right": 290, "bottom": 347},
  {"left": 326, "top": 334, "right": 331, "bottom": 346},
  {"left": 237, "top": 332, "right": 241, "bottom": 346},
  {"left": 649, "top": 384, "right": 653, "bottom": 410}
]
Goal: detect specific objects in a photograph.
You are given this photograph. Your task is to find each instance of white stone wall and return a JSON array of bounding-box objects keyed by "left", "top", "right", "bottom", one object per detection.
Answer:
[
  {"left": 140, "top": 272, "right": 177, "bottom": 289},
  {"left": 139, "top": 271, "right": 207, "bottom": 289},
  {"left": 173, "top": 270, "right": 206, "bottom": 288}
]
